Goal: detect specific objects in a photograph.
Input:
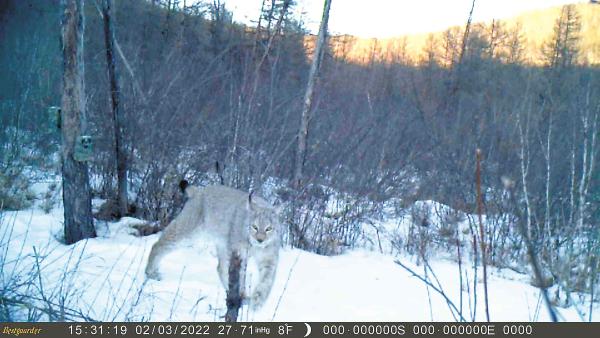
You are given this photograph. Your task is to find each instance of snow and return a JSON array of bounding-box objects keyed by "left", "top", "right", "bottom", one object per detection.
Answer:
[{"left": 1, "top": 180, "right": 597, "bottom": 322}]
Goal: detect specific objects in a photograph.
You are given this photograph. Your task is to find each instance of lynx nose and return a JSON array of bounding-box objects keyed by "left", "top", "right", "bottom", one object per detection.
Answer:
[{"left": 256, "top": 237, "right": 265, "bottom": 243}]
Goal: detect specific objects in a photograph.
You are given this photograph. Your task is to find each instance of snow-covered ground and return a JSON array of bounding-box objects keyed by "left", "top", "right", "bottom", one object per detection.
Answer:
[{"left": 1, "top": 180, "right": 597, "bottom": 322}]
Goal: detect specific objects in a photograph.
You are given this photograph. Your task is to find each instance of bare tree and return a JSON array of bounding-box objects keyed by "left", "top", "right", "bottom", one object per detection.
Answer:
[
  {"left": 102, "top": 0, "right": 128, "bottom": 217},
  {"left": 60, "top": 0, "right": 95, "bottom": 244},
  {"left": 293, "top": 0, "right": 332, "bottom": 187}
]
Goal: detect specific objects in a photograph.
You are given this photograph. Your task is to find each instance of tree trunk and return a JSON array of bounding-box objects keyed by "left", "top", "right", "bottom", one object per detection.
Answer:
[
  {"left": 543, "top": 108, "right": 552, "bottom": 258},
  {"left": 225, "top": 252, "right": 242, "bottom": 322},
  {"left": 517, "top": 109, "right": 532, "bottom": 240},
  {"left": 61, "top": 0, "right": 95, "bottom": 244},
  {"left": 293, "top": 0, "right": 332, "bottom": 187},
  {"left": 102, "top": 0, "right": 128, "bottom": 217}
]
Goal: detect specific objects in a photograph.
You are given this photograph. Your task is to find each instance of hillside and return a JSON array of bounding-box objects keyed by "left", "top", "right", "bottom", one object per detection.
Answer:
[
  {"left": 2, "top": 179, "right": 595, "bottom": 321},
  {"left": 310, "top": 3, "right": 600, "bottom": 65}
]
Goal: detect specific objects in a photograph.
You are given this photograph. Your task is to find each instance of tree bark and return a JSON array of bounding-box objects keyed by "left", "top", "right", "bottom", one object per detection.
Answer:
[
  {"left": 293, "top": 0, "right": 332, "bottom": 188},
  {"left": 61, "top": 0, "right": 95, "bottom": 244},
  {"left": 517, "top": 108, "right": 532, "bottom": 240},
  {"left": 225, "top": 252, "right": 242, "bottom": 322},
  {"left": 102, "top": 0, "right": 128, "bottom": 217}
]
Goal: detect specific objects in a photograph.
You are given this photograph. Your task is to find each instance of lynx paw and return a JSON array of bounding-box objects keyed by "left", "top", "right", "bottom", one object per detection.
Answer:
[
  {"left": 250, "top": 292, "right": 266, "bottom": 310},
  {"left": 145, "top": 268, "right": 162, "bottom": 281}
]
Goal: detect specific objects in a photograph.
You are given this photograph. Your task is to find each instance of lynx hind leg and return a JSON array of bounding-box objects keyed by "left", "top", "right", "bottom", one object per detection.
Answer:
[
  {"left": 250, "top": 249, "right": 279, "bottom": 310},
  {"left": 146, "top": 195, "right": 204, "bottom": 280},
  {"left": 145, "top": 221, "right": 185, "bottom": 280}
]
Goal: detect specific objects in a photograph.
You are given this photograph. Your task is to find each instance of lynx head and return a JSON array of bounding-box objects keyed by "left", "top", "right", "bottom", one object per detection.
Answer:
[{"left": 246, "top": 192, "right": 279, "bottom": 247}]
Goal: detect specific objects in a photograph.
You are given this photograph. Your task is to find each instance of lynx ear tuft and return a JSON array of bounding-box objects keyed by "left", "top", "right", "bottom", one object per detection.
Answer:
[
  {"left": 179, "top": 180, "right": 189, "bottom": 194},
  {"left": 247, "top": 191, "right": 255, "bottom": 210}
]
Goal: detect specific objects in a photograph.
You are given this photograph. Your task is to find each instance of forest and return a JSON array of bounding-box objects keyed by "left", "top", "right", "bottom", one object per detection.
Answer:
[{"left": 0, "top": 0, "right": 599, "bottom": 322}]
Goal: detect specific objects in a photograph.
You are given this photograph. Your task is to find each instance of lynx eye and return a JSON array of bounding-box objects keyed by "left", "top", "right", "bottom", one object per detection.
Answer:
[
  {"left": 265, "top": 227, "right": 273, "bottom": 232},
  {"left": 252, "top": 225, "right": 258, "bottom": 231}
]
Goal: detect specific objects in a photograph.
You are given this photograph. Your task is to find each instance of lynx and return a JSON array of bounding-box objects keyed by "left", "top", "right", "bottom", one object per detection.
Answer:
[{"left": 145, "top": 182, "right": 281, "bottom": 309}]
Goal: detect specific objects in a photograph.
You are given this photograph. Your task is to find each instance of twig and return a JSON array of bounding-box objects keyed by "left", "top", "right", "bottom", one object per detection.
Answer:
[
  {"left": 1, "top": 295, "right": 97, "bottom": 322},
  {"left": 456, "top": 232, "right": 464, "bottom": 318},
  {"left": 476, "top": 148, "right": 490, "bottom": 321},
  {"left": 470, "top": 217, "right": 478, "bottom": 321},
  {"left": 423, "top": 262, "right": 434, "bottom": 321},
  {"left": 271, "top": 251, "right": 300, "bottom": 321},
  {"left": 422, "top": 259, "right": 460, "bottom": 322},
  {"left": 168, "top": 266, "right": 186, "bottom": 321},
  {"left": 590, "top": 257, "right": 597, "bottom": 322},
  {"left": 33, "top": 246, "right": 55, "bottom": 320},
  {"left": 395, "top": 259, "right": 466, "bottom": 322},
  {"left": 92, "top": 0, "right": 147, "bottom": 104},
  {"left": 110, "top": 241, "right": 150, "bottom": 321},
  {"left": 505, "top": 182, "right": 558, "bottom": 322}
]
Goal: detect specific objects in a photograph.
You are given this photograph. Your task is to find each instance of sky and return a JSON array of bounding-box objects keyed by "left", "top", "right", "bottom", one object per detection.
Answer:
[{"left": 224, "top": 0, "right": 587, "bottom": 38}]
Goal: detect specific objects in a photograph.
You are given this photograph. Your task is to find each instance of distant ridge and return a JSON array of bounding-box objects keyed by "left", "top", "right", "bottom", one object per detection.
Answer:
[{"left": 304, "top": 3, "right": 600, "bottom": 65}]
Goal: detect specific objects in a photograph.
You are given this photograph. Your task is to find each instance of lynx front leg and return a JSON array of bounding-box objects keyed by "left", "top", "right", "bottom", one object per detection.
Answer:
[
  {"left": 216, "top": 247, "right": 229, "bottom": 289},
  {"left": 145, "top": 240, "right": 175, "bottom": 280},
  {"left": 250, "top": 252, "right": 278, "bottom": 310}
]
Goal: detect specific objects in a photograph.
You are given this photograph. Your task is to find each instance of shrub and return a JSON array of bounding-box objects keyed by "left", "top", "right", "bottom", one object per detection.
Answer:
[{"left": 0, "top": 168, "right": 34, "bottom": 210}]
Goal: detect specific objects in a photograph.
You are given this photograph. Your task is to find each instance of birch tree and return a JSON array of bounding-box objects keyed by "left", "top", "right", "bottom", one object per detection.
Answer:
[{"left": 293, "top": 0, "right": 332, "bottom": 187}]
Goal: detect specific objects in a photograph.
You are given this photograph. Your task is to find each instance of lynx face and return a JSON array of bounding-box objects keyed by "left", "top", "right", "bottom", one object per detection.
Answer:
[{"left": 247, "top": 204, "right": 279, "bottom": 248}]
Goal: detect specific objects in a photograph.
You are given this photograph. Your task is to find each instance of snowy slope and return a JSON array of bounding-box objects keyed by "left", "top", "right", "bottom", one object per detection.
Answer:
[{"left": 1, "top": 184, "right": 596, "bottom": 322}]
